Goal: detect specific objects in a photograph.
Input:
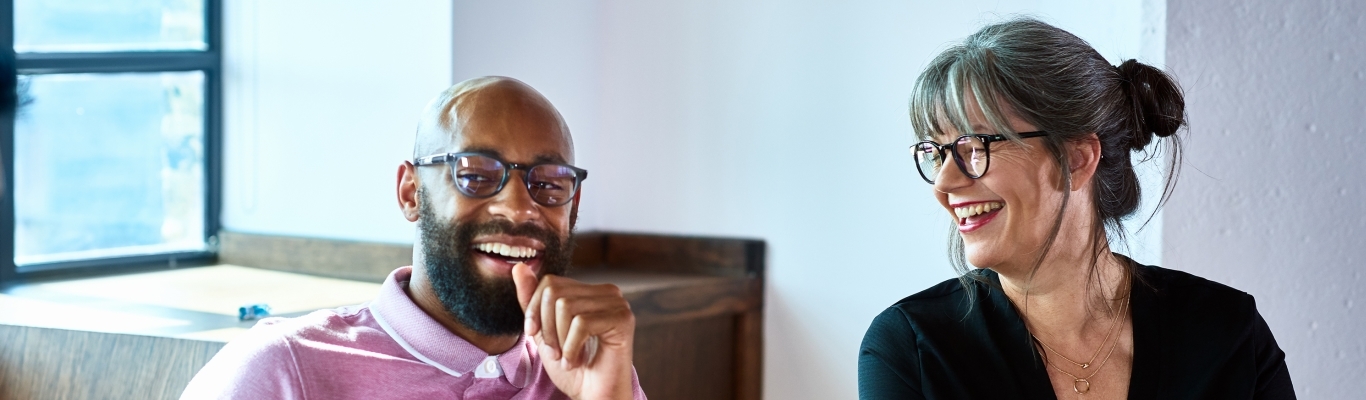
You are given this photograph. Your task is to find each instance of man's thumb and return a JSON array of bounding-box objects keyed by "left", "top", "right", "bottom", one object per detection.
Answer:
[{"left": 512, "top": 262, "right": 538, "bottom": 310}]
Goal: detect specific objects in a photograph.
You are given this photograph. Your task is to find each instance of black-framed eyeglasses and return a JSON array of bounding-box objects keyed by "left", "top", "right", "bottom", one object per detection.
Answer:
[
  {"left": 910, "top": 131, "right": 1048, "bottom": 184},
  {"left": 414, "top": 152, "right": 588, "bottom": 207}
]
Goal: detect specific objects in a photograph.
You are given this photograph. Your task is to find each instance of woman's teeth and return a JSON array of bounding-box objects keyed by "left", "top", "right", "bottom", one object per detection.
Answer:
[
  {"left": 475, "top": 243, "right": 538, "bottom": 259},
  {"left": 954, "top": 202, "right": 1003, "bottom": 219}
]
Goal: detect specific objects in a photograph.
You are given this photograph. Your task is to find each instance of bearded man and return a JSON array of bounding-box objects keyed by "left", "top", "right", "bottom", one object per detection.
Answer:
[{"left": 182, "top": 77, "right": 645, "bottom": 399}]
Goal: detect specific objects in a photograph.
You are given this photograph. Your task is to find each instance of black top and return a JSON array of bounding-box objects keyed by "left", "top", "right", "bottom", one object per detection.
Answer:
[{"left": 858, "top": 264, "right": 1295, "bottom": 399}]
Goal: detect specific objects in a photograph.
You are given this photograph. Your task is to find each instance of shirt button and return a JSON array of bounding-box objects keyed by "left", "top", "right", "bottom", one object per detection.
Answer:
[{"left": 485, "top": 360, "right": 496, "bottom": 373}]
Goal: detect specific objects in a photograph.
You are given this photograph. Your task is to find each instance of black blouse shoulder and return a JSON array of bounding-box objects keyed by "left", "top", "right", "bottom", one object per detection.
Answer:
[{"left": 858, "top": 264, "right": 1295, "bottom": 400}]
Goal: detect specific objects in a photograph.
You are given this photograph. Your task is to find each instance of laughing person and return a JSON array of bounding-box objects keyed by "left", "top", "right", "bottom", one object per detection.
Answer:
[
  {"left": 183, "top": 77, "right": 646, "bottom": 399},
  {"left": 858, "top": 19, "right": 1294, "bottom": 399}
]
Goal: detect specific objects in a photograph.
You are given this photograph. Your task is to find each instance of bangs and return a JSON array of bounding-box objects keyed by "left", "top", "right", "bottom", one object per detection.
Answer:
[{"left": 910, "top": 46, "right": 1031, "bottom": 143}]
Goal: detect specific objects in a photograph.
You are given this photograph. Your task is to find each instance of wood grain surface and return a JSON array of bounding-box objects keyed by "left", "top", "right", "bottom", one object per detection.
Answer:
[{"left": 0, "top": 324, "right": 225, "bottom": 400}]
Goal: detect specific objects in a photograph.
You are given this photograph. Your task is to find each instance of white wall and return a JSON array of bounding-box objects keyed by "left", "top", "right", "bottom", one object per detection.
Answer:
[
  {"left": 446, "top": 1, "right": 1156, "bottom": 398},
  {"left": 221, "top": 0, "right": 452, "bottom": 244},
  {"left": 1165, "top": 0, "right": 1366, "bottom": 397},
  {"left": 226, "top": 2, "right": 1162, "bottom": 398}
]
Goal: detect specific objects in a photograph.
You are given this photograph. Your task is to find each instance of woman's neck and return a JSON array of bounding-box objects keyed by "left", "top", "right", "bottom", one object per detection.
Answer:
[{"left": 995, "top": 248, "right": 1129, "bottom": 339}]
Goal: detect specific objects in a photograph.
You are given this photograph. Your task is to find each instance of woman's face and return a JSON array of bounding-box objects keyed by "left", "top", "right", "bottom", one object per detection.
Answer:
[{"left": 930, "top": 96, "right": 1067, "bottom": 273}]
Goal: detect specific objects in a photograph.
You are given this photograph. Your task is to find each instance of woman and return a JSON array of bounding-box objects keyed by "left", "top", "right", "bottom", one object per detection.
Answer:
[{"left": 858, "top": 18, "right": 1294, "bottom": 399}]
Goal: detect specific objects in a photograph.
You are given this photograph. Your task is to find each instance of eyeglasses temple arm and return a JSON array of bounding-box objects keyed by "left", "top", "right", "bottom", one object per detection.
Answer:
[{"left": 413, "top": 153, "right": 451, "bottom": 166}]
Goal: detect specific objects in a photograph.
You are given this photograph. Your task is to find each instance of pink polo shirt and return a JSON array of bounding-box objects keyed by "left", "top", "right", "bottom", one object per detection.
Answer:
[{"left": 181, "top": 267, "right": 646, "bottom": 399}]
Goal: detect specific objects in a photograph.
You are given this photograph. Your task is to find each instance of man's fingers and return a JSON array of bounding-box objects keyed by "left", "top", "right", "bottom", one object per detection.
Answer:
[
  {"left": 559, "top": 308, "right": 631, "bottom": 369},
  {"left": 512, "top": 262, "right": 537, "bottom": 311},
  {"left": 539, "top": 282, "right": 561, "bottom": 358},
  {"left": 560, "top": 315, "right": 591, "bottom": 368},
  {"left": 556, "top": 297, "right": 573, "bottom": 352},
  {"left": 530, "top": 279, "right": 629, "bottom": 363},
  {"left": 551, "top": 289, "right": 624, "bottom": 351},
  {"left": 519, "top": 265, "right": 546, "bottom": 337}
]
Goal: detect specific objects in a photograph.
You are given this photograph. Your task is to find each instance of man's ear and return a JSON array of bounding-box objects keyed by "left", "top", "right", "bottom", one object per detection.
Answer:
[
  {"left": 1067, "top": 133, "right": 1103, "bottom": 191},
  {"left": 397, "top": 161, "right": 421, "bottom": 222}
]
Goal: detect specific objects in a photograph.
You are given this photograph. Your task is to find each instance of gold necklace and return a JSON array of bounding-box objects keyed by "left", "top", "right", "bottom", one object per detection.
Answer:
[
  {"left": 1033, "top": 294, "right": 1129, "bottom": 370},
  {"left": 1034, "top": 294, "right": 1130, "bottom": 394}
]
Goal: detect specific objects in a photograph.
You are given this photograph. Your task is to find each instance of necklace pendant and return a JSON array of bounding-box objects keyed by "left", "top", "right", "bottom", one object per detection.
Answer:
[
  {"left": 1080, "top": 363, "right": 1089, "bottom": 369},
  {"left": 1073, "top": 379, "right": 1091, "bottom": 394}
]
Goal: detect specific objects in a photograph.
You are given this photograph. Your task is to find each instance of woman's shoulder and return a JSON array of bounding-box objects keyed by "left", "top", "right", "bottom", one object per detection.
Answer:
[
  {"left": 1130, "top": 264, "right": 1294, "bottom": 397},
  {"left": 1135, "top": 264, "right": 1264, "bottom": 338},
  {"left": 1138, "top": 264, "right": 1255, "bottom": 308},
  {"left": 867, "top": 271, "right": 996, "bottom": 334},
  {"left": 881, "top": 276, "right": 971, "bottom": 316}
]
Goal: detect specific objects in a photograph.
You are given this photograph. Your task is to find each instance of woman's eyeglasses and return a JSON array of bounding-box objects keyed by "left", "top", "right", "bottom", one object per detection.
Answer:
[
  {"left": 910, "top": 131, "right": 1048, "bottom": 184},
  {"left": 414, "top": 152, "right": 588, "bottom": 207}
]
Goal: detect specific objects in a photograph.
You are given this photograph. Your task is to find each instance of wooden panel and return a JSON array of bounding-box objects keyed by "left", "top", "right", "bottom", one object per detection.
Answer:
[
  {"left": 632, "top": 315, "right": 736, "bottom": 400},
  {"left": 0, "top": 324, "right": 224, "bottom": 400},
  {"left": 549, "top": 270, "right": 754, "bottom": 328},
  {"left": 596, "top": 233, "right": 765, "bottom": 279},
  {"left": 734, "top": 308, "right": 764, "bottom": 400},
  {"left": 218, "top": 231, "right": 410, "bottom": 282},
  {"left": 569, "top": 231, "right": 607, "bottom": 268}
]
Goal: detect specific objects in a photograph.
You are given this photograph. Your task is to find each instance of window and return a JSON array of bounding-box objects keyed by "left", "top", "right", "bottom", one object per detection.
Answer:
[{"left": 1, "top": 0, "right": 220, "bottom": 282}]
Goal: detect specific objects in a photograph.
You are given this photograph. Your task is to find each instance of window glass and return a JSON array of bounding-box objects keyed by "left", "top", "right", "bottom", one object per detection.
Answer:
[
  {"left": 14, "top": 72, "right": 206, "bottom": 266},
  {"left": 14, "top": 0, "right": 206, "bottom": 53}
]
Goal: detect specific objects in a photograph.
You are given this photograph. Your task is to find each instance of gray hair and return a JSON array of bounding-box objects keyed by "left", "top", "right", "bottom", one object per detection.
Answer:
[{"left": 909, "top": 17, "right": 1186, "bottom": 300}]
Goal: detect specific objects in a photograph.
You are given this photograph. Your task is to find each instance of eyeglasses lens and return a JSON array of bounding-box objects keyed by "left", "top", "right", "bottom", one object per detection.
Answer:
[
  {"left": 955, "top": 136, "right": 989, "bottom": 178},
  {"left": 453, "top": 155, "right": 505, "bottom": 197},
  {"left": 913, "top": 142, "right": 942, "bottom": 183},
  {"left": 526, "top": 165, "right": 579, "bottom": 206}
]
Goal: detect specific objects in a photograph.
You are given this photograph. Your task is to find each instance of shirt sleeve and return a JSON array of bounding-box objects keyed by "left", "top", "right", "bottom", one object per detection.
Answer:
[
  {"left": 1249, "top": 302, "right": 1296, "bottom": 399},
  {"left": 858, "top": 308, "right": 926, "bottom": 400},
  {"left": 180, "top": 320, "right": 307, "bottom": 400}
]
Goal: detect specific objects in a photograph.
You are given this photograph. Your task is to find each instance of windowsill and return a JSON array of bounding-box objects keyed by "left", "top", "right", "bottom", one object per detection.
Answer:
[
  {"left": 0, "top": 264, "right": 382, "bottom": 343},
  {"left": 0, "top": 262, "right": 735, "bottom": 343}
]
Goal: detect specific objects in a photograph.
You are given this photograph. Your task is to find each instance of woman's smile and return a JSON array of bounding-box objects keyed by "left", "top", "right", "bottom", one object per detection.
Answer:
[{"left": 951, "top": 200, "right": 1004, "bottom": 233}]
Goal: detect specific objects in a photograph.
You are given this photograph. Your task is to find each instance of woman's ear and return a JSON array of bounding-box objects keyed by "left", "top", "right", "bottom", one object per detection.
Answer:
[
  {"left": 1067, "top": 133, "right": 1103, "bottom": 191},
  {"left": 397, "top": 161, "right": 421, "bottom": 222}
]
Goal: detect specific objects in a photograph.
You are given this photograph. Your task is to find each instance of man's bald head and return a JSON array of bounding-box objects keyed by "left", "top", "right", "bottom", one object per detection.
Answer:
[
  {"left": 414, "top": 76, "right": 574, "bottom": 162},
  {"left": 399, "top": 77, "right": 582, "bottom": 339}
]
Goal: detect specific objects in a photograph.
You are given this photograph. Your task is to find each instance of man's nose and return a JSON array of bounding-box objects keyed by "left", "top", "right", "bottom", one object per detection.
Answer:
[{"left": 488, "top": 172, "right": 543, "bottom": 224}]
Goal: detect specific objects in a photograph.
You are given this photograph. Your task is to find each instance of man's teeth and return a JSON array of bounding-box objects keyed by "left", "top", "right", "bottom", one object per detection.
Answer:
[
  {"left": 954, "top": 202, "right": 1003, "bottom": 219},
  {"left": 475, "top": 243, "right": 539, "bottom": 259}
]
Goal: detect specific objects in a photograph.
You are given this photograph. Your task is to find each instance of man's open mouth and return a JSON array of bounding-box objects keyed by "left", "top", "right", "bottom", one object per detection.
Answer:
[{"left": 472, "top": 242, "right": 540, "bottom": 263}]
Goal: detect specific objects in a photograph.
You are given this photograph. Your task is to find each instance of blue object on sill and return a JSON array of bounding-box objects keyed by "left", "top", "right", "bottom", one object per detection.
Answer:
[{"left": 238, "top": 303, "right": 272, "bottom": 321}]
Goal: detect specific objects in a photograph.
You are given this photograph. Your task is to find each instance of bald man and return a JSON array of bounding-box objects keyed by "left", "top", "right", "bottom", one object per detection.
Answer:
[{"left": 182, "top": 77, "right": 646, "bottom": 399}]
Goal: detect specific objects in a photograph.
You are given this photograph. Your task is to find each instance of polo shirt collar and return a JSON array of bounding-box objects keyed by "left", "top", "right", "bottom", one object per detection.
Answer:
[{"left": 370, "top": 266, "right": 533, "bottom": 388}]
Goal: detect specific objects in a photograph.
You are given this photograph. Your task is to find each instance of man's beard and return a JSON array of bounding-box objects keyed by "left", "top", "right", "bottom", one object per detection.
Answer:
[{"left": 417, "top": 190, "right": 573, "bottom": 336}]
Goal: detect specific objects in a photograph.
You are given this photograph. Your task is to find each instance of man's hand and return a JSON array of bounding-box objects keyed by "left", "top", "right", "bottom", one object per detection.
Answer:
[{"left": 513, "top": 263, "right": 636, "bottom": 400}]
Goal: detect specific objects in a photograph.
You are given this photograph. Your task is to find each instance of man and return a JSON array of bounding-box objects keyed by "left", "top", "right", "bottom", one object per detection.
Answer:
[{"left": 182, "top": 77, "right": 645, "bottom": 399}]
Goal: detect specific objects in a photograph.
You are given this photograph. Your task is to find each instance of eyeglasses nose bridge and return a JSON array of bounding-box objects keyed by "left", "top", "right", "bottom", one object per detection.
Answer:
[{"left": 479, "top": 163, "right": 548, "bottom": 213}]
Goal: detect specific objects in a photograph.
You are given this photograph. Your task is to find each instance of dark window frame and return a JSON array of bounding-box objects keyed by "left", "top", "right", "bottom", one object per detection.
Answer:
[{"left": 0, "top": 0, "right": 222, "bottom": 285}]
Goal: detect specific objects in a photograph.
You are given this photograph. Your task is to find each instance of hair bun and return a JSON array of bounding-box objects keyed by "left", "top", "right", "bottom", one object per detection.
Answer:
[{"left": 1117, "top": 59, "right": 1186, "bottom": 150}]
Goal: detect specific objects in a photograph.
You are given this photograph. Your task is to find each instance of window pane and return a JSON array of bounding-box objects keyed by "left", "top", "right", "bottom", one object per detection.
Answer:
[
  {"left": 14, "top": 72, "right": 206, "bottom": 266},
  {"left": 15, "top": 0, "right": 207, "bottom": 53}
]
